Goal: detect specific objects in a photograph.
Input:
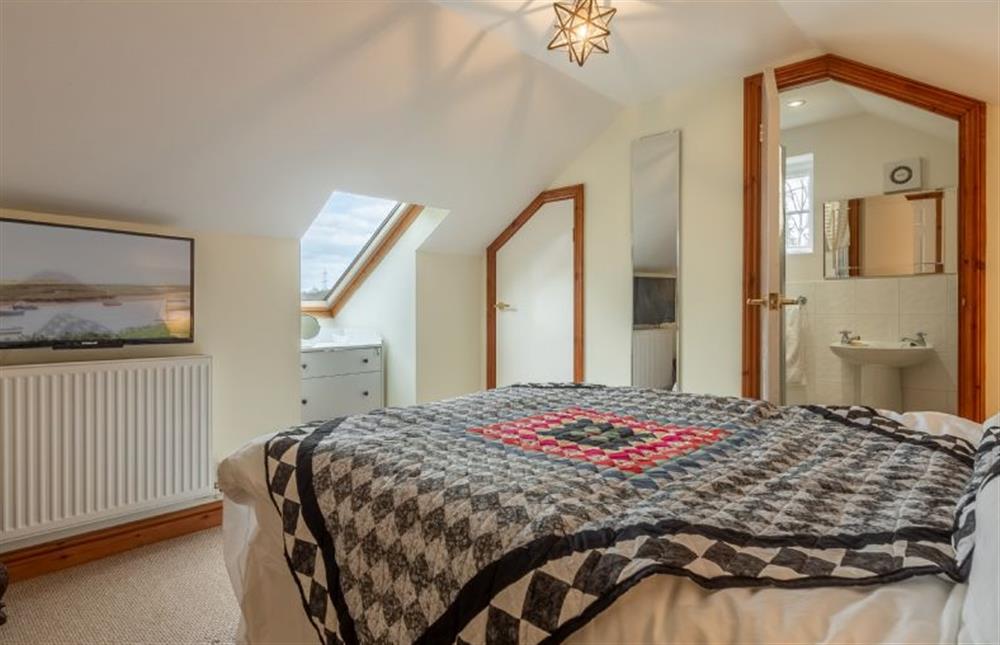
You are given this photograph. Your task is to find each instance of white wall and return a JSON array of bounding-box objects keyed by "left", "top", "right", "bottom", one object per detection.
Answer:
[
  {"left": 415, "top": 251, "right": 483, "bottom": 402},
  {"left": 781, "top": 112, "right": 957, "bottom": 282},
  {"left": 316, "top": 207, "right": 484, "bottom": 408},
  {"left": 0, "top": 208, "right": 301, "bottom": 461},
  {"left": 549, "top": 77, "right": 999, "bottom": 417},
  {"left": 327, "top": 208, "right": 446, "bottom": 406},
  {"left": 551, "top": 76, "right": 745, "bottom": 395}
]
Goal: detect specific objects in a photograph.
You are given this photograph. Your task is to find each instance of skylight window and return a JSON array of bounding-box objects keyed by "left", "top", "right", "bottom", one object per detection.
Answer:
[{"left": 300, "top": 191, "right": 402, "bottom": 302}]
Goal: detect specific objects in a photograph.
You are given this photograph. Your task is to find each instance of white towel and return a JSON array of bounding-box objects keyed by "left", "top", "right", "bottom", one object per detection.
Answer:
[{"left": 785, "top": 305, "right": 808, "bottom": 386}]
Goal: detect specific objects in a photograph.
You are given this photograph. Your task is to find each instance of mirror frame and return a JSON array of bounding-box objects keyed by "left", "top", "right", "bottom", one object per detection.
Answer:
[{"left": 742, "top": 54, "right": 987, "bottom": 421}]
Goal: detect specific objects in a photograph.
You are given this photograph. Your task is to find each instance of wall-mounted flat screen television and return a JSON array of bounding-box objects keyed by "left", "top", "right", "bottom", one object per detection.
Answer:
[{"left": 0, "top": 219, "right": 194, "bottom": 349}]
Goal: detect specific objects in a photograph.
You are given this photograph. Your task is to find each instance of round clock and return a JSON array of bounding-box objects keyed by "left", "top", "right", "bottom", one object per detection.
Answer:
[{"left": 890, "top": 164, "right": 913, "bottom": 185}]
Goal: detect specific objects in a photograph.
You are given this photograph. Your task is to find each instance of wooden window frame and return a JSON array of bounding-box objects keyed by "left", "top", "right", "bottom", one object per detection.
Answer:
[
  {"left": 742, "top": 54, "right": 987, "bottom": 421},
  {"left": 486, "top": 185, "right": 584, "bottom": 389},
  {"left": 302, "top": 204, "right": 425, "bottom": 317}
]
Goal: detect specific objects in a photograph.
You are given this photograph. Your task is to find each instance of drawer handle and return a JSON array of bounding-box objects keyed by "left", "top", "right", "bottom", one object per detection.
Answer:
[
  {"left": 301, "top": 363, "right": 307, "bottom": 370},
  {"left": 301, "top": 398, "right": 307, "bottom": 405},
  {"left": 362, "top": 390, "right": 369, "bottom": 397},
  {"left": 362, "top": 358, "right": 369, "bottom": 364}
]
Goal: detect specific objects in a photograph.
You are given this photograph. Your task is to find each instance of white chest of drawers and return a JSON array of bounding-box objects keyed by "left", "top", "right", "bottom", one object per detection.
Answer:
[{"left": 300, "top": 339, "right": 384, "bottom": 423}]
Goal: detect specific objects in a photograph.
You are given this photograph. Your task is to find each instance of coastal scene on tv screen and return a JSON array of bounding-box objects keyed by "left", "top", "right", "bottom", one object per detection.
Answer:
[{"left": 0, "top": 220, "right": 192, "bottom": 347}]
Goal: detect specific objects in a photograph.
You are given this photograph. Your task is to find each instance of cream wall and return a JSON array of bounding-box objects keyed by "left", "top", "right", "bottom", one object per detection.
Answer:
[
  {"left": 0, "top": 208, "right": 301, "bottom": 461},
  {"left": 328, "top": 208, "right": 446, "bottom": 407},
  {"left": 551, "top": 76, "right": 745, "bottom": 395},
  {"left": 415, "top": 251, "right": 484, "bottom": 403},
  {"left": 315, "top": 208, "right": 483, "bottom": 408},
  {"left": 550, "top": 78, "right": 999, "bottom": 417}
]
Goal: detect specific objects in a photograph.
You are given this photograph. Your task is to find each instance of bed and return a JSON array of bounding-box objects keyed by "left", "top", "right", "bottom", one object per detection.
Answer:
[{"left": 218, "top": 385, "right": 999, "bottom": 644}]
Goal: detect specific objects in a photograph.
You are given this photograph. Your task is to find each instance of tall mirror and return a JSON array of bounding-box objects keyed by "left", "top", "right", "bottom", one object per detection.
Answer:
[
  {"left": 631, "top": 130, "right": 680, "bottom": 390},
  {"left": 779, "top": 80, "right": 958, "bottom": 413}
]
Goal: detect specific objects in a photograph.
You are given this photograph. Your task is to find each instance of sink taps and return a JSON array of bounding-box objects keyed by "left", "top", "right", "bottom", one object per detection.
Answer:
[
  {"left": 901, "top": 332, "right": 928, "bottom": 347},
  {"left": 839, "top": 330, "right": 861, "bottom": 344}
]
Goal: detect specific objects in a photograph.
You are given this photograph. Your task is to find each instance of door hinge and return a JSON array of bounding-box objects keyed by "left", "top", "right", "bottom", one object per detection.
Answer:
[{"left": 759, "top": 122, "right": 764, "bottom": 143}]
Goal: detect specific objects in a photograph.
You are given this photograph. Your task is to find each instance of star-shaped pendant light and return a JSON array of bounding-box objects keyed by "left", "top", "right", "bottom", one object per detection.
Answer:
[{"left": 547, "top": 0, "right": 617, "bottom": 67}]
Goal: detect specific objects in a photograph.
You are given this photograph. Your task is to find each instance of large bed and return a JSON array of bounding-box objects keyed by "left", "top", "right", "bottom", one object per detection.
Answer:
[{"left": 218, "top": 385, "right": 999, "bottom": 644}]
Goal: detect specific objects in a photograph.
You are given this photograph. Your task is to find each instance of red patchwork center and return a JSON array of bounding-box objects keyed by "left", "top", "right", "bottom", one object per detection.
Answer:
[{"left": 468, "top": 407, "right": 729, "bottom": 474}]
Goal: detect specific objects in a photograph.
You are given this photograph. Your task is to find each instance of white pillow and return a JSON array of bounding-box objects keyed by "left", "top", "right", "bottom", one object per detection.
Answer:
[{"left": 958, "top": 413, "right": 999, "bottom": 644}]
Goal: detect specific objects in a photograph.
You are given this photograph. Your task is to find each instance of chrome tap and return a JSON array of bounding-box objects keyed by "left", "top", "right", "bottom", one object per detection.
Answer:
[
  {"left": 901, "top": 332, "right": 928, "bottom": 347},
  {"left": 839, "top": 330, "right": 860, "bottom": 344}
]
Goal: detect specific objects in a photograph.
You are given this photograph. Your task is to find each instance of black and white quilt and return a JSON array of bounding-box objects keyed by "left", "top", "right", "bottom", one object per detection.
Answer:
[{"left": 264, "top": 385, "right": 999, "bottom": 645}]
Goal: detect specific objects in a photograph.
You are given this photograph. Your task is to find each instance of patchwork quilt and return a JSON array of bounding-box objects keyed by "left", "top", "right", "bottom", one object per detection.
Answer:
[{"left": 264, "top": 385, "right": 999, "bottom": 645}]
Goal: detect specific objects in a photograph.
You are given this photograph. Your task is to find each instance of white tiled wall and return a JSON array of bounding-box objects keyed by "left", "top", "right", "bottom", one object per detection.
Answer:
[{"left": 784, "top": 274, "right": 957, "bottom": 413}]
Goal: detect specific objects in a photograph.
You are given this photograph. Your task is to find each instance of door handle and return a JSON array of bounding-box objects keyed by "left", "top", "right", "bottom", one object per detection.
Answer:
[
  {"left": 495, "top": 301, "right": 512, "bottom": 311},
  {"left": 746, "top": 294, "right": 807, "bottom": 310}
]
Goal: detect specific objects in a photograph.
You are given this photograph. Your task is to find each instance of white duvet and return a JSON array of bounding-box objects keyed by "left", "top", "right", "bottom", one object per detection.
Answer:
[{"left": 218, "top": 410, "right": 997, "bottom": 644}]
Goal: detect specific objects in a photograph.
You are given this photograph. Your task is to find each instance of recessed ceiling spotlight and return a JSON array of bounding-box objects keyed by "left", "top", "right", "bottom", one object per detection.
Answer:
[{"left": 786, "top": 99, "right": 807, "bottom": 108}]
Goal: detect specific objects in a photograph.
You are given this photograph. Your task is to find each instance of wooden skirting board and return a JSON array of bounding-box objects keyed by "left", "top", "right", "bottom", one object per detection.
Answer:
[{"left": 0, "top": 500, "right": 222, "bottom": 583}]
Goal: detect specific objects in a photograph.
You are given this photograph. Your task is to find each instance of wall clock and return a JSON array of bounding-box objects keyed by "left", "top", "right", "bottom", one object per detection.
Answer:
[{"left": 883, "top": 158, "right": 922, "bottom": 193}]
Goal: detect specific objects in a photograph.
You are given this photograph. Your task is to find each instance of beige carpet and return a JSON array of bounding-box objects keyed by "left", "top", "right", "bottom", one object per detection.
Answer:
[{"left": 1, "top": 528, "right": 240, "bottom": 644}]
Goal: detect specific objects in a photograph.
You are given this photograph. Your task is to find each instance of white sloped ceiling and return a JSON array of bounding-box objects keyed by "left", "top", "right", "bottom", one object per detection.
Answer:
[
  {"left": 440, "top": 1, "right": 999, "bottom": 105},
  {"left": 0, "top": 1, "right": 618, "bottom": 251},
  {"left": 2, "top": 1, "right": 996, "bottom": 253}
]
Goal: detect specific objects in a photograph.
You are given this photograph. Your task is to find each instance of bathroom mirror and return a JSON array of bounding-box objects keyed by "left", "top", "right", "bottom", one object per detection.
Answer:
[
  {"left": 822, "top": 189, "right": 955, "bottom": 279},
  {"left": 630, "top": 130, "right": 680, "bottom": 390}
]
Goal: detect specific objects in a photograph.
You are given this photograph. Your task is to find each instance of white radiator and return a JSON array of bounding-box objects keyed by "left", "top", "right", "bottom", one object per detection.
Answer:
[
  {"left": 0, "top": 356, "right": 213, "bottom": 548},
  {"left": 632, "top": 326, "right": 677, "bottom": 390}
]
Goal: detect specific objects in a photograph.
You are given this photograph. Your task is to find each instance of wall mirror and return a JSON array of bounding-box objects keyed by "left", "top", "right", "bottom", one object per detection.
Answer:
[
  {"left": 822, "top": 190, "right": 954, "bottom": 279},
  {"left": 630, "top": 130, "right": 680, "bottom": 390}
]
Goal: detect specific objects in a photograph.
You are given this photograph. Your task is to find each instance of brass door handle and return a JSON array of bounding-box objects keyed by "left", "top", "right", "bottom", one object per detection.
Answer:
[
  {"left": 495, "top": 301, "right": 512, "bottom": 311},
  {"left": 746, "top": 294, "right": 808, "bottom": 310}
]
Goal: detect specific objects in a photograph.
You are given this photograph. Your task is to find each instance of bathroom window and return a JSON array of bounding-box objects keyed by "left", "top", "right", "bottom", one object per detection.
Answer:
[{"left": 784, "top": 153, "right": 814, "bottom": 254}]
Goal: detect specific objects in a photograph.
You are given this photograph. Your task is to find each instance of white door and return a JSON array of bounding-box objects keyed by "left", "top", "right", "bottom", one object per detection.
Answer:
[
  {"left": 496, "top": 200, "right": 574, "bottom": 386},
  {"left": 759, "top": 68, "right": 785, "bottom": 403}
]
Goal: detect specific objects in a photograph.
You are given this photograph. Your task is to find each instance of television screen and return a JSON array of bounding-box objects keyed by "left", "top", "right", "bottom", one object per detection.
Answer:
[{"left": 0, "top": 219, "right": 194, "bottom": 349}]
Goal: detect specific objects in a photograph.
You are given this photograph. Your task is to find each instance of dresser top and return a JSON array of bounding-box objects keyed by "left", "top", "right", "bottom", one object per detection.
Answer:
[{"left": 301, "top": 327, "right": 382, "bottom": 353}]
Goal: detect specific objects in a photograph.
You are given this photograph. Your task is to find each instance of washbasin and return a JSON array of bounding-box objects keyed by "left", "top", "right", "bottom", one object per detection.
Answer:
[{"left": 829, "top": 340, "right": 934, "bottom": 368}]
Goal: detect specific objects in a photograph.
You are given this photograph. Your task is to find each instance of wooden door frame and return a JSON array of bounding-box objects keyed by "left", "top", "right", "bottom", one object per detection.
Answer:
[
  {"left": 486, "top": 184, "right": 584, "bottom": 389},
  {"left": 742, "top": 54, "right": 987, "bottom": 421}
]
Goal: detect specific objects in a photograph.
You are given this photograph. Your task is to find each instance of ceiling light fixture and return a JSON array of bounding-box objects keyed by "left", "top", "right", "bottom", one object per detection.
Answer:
[
  {"left": 548, "top": 0, "right": 617, "bottom": 67},
  {"left": 786, "top": 99, "right": 807, "bottom": 108}
]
